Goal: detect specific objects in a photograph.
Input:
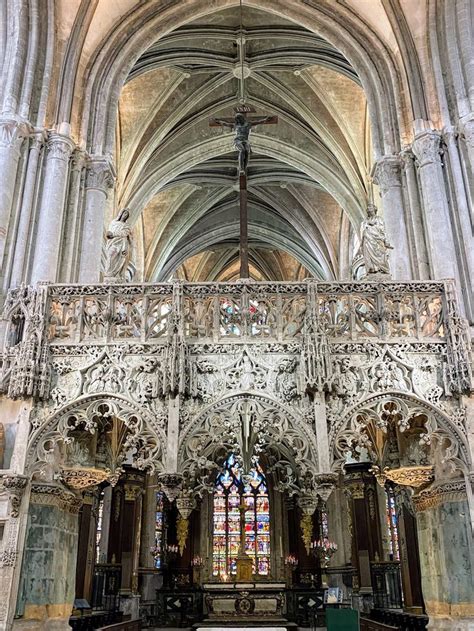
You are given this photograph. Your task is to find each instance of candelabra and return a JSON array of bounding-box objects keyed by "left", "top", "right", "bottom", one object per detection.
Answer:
[{"left": 310, "top": 539, "right": 338, "bottom": 568}]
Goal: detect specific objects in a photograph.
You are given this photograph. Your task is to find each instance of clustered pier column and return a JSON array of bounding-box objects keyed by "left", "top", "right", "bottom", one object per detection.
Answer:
[
  {"left": 414, "top": 479, "right": 474, "bottom": 630},
  {"left": 14, "top": 483, "right": 82, "bottom": 631}
]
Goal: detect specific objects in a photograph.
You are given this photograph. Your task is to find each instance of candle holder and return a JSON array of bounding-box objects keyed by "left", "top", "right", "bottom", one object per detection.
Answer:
[{"left": 310, "top": 539, "right": 338, "bottom": 568}]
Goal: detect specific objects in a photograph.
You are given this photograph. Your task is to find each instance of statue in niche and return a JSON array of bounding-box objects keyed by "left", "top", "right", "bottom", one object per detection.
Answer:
[
  {"left": 103, "top": 208, "right": 134, "bottom": 282},
  {"left": 360, "top": 203, "right": 393, "bottom": 276}
]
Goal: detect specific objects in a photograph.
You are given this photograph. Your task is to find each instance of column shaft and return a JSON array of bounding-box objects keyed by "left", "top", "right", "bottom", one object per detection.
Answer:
[
  {"left": 0, "top": 120, "right": 27, "bottom": 264},
  {"left": 373, "top": 156, "right": 412, "bottom": 279},
  {"left": 400, "top": 149, "right": 430, "bottom": 279},
  {"left": 10, "top": 135, "right": 44, "bottom": 286},
  {"left": 412, "top": 131, "right": 460, "bottom": 283},
  {"left": 77, "top": 157, "right": 115, "bottom": 283},
  {"left": 30, "top": 133, "right": 74, "bottom": 283}
]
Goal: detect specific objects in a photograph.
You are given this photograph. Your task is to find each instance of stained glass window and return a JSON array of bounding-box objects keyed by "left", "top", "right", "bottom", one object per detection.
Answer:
[
  {"left": 95, "top": 490, "right": 104, "bottom": 563},
  {"left": 385, "top": 486, "right": 400, "bottom": 561},
  {"left": 213, "top": 454, "right": 270, "bottom": 577},
  {"left": 154, "top": 491, "right": 165, "bottom": 569}
]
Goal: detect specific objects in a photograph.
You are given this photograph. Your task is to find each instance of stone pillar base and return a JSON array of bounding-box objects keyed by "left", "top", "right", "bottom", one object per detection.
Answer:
[
  {"left": 427, "top": 619, "right": 474, "bottom": 631},
  {"left": 12, "top": 618, "right": 71, "bottom": 631},
  {"left": 120, "top": 593, "right": 140, "bottom": 621}
]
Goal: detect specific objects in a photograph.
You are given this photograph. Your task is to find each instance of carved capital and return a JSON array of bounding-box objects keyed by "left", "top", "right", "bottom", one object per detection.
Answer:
[
  {"left": 124, "top": 483, "right": 143, "bottom": 502},
  {"left": 0, "top": 118, "right": 31, "bottom": 150},
  {"left": 459, "top": 116, "right": 474, "bottom": 150},
  {"left": 1, "top": 474, "right": 28, "bottom": 518},
  {"left": 46, "top": 132, "right": 75, "bottom": 162},
  {"left": 86, "top": 155, "right": 116, "bottom": 191},
  {"left": 399, "top": 148, "right": 415, "bottom": 169},
  {"left": 411, "top": 131, "right": 442, "bottom": 168},
  {"left": 412, "top": 478, "right": 467, "bottom": 512},
  {"left": 30, "top": 482, "right": 82, "bottom": 514},
  {"left": 71, "top": 149, "right": 87, "bottom": 173},
  {"left": 372, "top": 156, "right": 402, "bottom": 194}
]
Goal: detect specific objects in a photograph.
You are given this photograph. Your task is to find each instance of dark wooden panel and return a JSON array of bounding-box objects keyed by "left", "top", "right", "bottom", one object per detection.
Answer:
[
  {"left": 97, "top": 620, "right": 141, "bottom": 631},
  {"left": 360, "top": 617, "right": 399, "bottom": 631}
]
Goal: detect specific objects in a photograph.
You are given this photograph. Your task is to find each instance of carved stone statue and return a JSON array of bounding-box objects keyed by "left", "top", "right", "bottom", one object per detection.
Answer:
[
  {"left": 360, "top": 203, "right": 393, "bottom": 276},
  {"left": 103, "top": 209, "right": 134, "bottom": 282}
]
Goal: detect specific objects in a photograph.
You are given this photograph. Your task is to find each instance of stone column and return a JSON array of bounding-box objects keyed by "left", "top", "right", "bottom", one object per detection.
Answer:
[
  {"left": 443, "top": 128, "right": 474, "bottom": 322},
  {"left": 10, "top": 134, "right": 45, "bottom": 287},
  {"left": 411, "top": 131, "right": 460, "bottom": 283},
  {"left": 0, "top": 403, "right": 33, "bottom": 631},
  {"left": 459, "top": 115, "right": 474, "bottom": 175},
  {"left": 30, "top": 132, "right": 75, "bottom": 283},
  {"left": 399, "top": 149, "right": 430, "bottom": 280},
  {"left": 0, "top": 475, "right": 28, "bottom": 631},
  {"left": 414, "top": 479, "right": 474, "bottom": 630},
  {"left": 0, "top": 119, "right": 29, "bottom": 264},
  {"left": 14, "top": 483, "right": 82, "bottom": 631},
  {"left": 372, "top": 156, "right": 412, "bottom": 279},
  {"left": 77, "top": 156, "right": 115, "bottom": 283},
  {"left": 59, "top": 150, "right": 86, "bottom": 282}
]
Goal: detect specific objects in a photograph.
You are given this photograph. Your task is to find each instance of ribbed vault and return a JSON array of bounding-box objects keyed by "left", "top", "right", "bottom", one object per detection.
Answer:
[{"left": 109, "top": 5, "right": 375, "bottom": 282}]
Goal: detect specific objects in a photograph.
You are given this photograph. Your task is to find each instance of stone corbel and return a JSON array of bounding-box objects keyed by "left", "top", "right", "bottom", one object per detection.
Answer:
[
  {"left": 1, "top": 474, "right": 28, "bottom": 518},
  {"left": 314, "top": 472, "right": 338, "bottom": 503},
  {"left": 157, "top": 472, "right": 183, "bottom": 502}
]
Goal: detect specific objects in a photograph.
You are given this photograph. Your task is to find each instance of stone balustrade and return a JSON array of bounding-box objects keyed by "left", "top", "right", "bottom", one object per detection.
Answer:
[{"left": 7, "top": 279, "right": 452, "bottom": 347}]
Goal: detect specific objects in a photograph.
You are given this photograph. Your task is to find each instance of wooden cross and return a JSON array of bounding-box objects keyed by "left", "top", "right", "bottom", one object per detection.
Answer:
[{"left": 210, "top": 105, "right": 278, "bottom": 278}]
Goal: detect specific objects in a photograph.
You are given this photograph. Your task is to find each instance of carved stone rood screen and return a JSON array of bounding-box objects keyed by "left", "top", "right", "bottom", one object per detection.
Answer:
[{"left": 10, "top": 280, "right": 458, "bottom": 346}]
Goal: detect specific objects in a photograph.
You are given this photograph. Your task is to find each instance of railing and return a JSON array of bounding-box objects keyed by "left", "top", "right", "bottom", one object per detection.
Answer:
[
  {"left": 91, "top": 564, "right": 121, "bottom": 612},
  {"left": 370, "top": 609, "right": 428, "bottom": 630},
  {"left": 43, "top": 280, "right": 447, "bottom": 345},
  {"left": 371, "top": 562, "right": 403, "bottom": 610}
]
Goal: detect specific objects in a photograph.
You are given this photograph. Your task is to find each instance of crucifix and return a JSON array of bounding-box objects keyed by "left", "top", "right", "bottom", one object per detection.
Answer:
[{"left": 210, "top": 105, "right": 278, "bottom": 278}]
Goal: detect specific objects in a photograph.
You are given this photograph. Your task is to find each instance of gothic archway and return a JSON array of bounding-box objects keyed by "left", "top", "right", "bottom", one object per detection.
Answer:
[
  {"left": 178, "top": 392, "right": 320, "bottom": 498},
  {"left": 27, "top": 394, "right": 165, "bottom": 490},
  {"left": 329, "top": 391, "right": 471, "bottom": 477}
]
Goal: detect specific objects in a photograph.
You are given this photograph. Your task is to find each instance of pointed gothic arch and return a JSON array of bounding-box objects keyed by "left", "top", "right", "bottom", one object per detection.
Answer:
[
  {"left": 27, "top": 394, "right": 166, "bottom": 488},
  {"left": 178, "top": 392, "right": 319, "bottom": 496}
]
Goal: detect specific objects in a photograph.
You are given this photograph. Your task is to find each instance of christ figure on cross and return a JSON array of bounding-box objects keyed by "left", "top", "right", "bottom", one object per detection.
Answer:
[{"left": 210, "top": 111, "right": 278, "bottom": 174}]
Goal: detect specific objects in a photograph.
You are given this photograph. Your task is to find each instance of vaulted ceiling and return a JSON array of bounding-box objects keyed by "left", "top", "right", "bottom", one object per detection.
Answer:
[{"left": 114, "top": 6, "right": 371, "bottom": 282}]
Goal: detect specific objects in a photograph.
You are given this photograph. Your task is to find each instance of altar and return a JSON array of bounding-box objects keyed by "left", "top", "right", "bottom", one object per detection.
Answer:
[{"left": 199, "top": 582, "right": 295, "bottom": 629}]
